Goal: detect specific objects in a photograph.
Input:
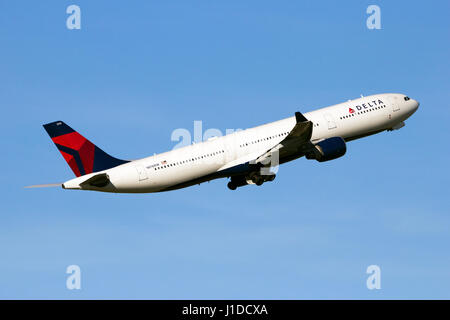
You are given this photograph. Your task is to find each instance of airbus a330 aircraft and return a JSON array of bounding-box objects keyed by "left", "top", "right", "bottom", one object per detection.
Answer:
[{"left": 33, "top": 93, "right": 418, "bottom": 193}]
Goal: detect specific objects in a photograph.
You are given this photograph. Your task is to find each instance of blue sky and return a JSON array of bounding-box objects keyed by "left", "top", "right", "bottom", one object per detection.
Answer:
[{"left": 0, "top": 0, "right": 449, "bottom": 299}]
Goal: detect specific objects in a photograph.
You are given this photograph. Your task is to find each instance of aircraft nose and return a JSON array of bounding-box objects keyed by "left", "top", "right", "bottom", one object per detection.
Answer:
[{"left": 412, "top": 99, "right": 420, "bottom": 112}]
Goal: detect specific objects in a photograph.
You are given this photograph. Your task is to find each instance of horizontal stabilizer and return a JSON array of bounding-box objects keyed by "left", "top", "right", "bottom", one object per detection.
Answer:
[{"left": 79, "top": 173, "right": 110, "bottom": 188}]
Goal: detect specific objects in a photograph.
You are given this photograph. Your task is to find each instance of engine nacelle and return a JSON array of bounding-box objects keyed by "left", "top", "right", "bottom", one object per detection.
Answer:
[{"left": 312, "top": 137, "right": 346, "bottom": 162}]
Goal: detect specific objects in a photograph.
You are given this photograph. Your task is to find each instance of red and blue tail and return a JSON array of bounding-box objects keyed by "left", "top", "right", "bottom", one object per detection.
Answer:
[{"left": 43, "top": 121, "right": 129, "bottom": 177}]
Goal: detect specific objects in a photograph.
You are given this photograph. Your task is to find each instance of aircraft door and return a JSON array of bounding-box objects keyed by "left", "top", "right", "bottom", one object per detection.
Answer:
[
  {"left": 390, "top": 95, "right": 400, "bottom": 112},
  {"left": 136, "top": 165, "right": 148, "bottom": 181},
  {"left": 324, "top": 113, "right": 337, "bottom": 130}
]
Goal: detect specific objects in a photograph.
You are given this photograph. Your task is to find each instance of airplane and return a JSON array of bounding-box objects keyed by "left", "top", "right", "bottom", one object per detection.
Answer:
[{"left": 32, "top": 93, "right": 419, "bottom": 193}]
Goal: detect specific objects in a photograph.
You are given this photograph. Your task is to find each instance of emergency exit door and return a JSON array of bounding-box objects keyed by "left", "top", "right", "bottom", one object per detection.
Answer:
[
  {"left": 324, "top": 113, "right": 337, "bottom": 130},
  {"left": 136, "top": 166, "right": 148, "bottom": 181}
]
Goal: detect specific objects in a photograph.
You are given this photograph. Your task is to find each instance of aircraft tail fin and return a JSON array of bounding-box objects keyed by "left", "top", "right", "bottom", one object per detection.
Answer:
[{"left": 43, "top": 121, "right": 129, "bottom": 177}]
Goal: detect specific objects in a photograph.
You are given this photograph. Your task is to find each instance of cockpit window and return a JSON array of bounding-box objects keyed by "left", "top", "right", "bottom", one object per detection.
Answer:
[{"left": 404, "top": 96, "right": 410, "bottom": 101}]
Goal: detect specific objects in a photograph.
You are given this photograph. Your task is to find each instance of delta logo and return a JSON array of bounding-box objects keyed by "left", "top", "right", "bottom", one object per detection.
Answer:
[{"left": 349, "top": 99, "right": 386, "bottom": 114}]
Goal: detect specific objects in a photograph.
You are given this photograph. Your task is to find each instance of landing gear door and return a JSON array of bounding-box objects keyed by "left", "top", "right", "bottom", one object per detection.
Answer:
[
  {"left": 390, "top": 95, "right": 400, "bottom": 112},
  {"left": 136, "top": 165, "right": 148, "bottom": 181},
  {"left": 324, "top": 113, "right": 337, "bottom": 130}
]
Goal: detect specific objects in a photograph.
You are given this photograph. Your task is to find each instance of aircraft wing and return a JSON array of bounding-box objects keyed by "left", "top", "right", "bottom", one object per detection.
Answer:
[
  {"left": 218, "top": 112, "right": 314, "bottom": 174},
  {"left": 253, "top": 111, "right": 313, "bottom": 166}
]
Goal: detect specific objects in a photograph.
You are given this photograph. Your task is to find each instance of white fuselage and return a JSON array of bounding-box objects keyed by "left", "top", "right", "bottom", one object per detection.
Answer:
[{"left": 62, "top": 93, "right": 419, "bottom": 193}]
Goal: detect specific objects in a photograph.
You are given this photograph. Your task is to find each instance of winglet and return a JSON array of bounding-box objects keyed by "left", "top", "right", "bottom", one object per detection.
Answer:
[{"left": 295, "top": 112, "right": 308, "bottom": 123}]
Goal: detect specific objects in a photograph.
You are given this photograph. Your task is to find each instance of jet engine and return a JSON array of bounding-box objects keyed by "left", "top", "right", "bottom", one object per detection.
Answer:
[{"left": 306, "top": 137, "right": 347, "bottom": 162}]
